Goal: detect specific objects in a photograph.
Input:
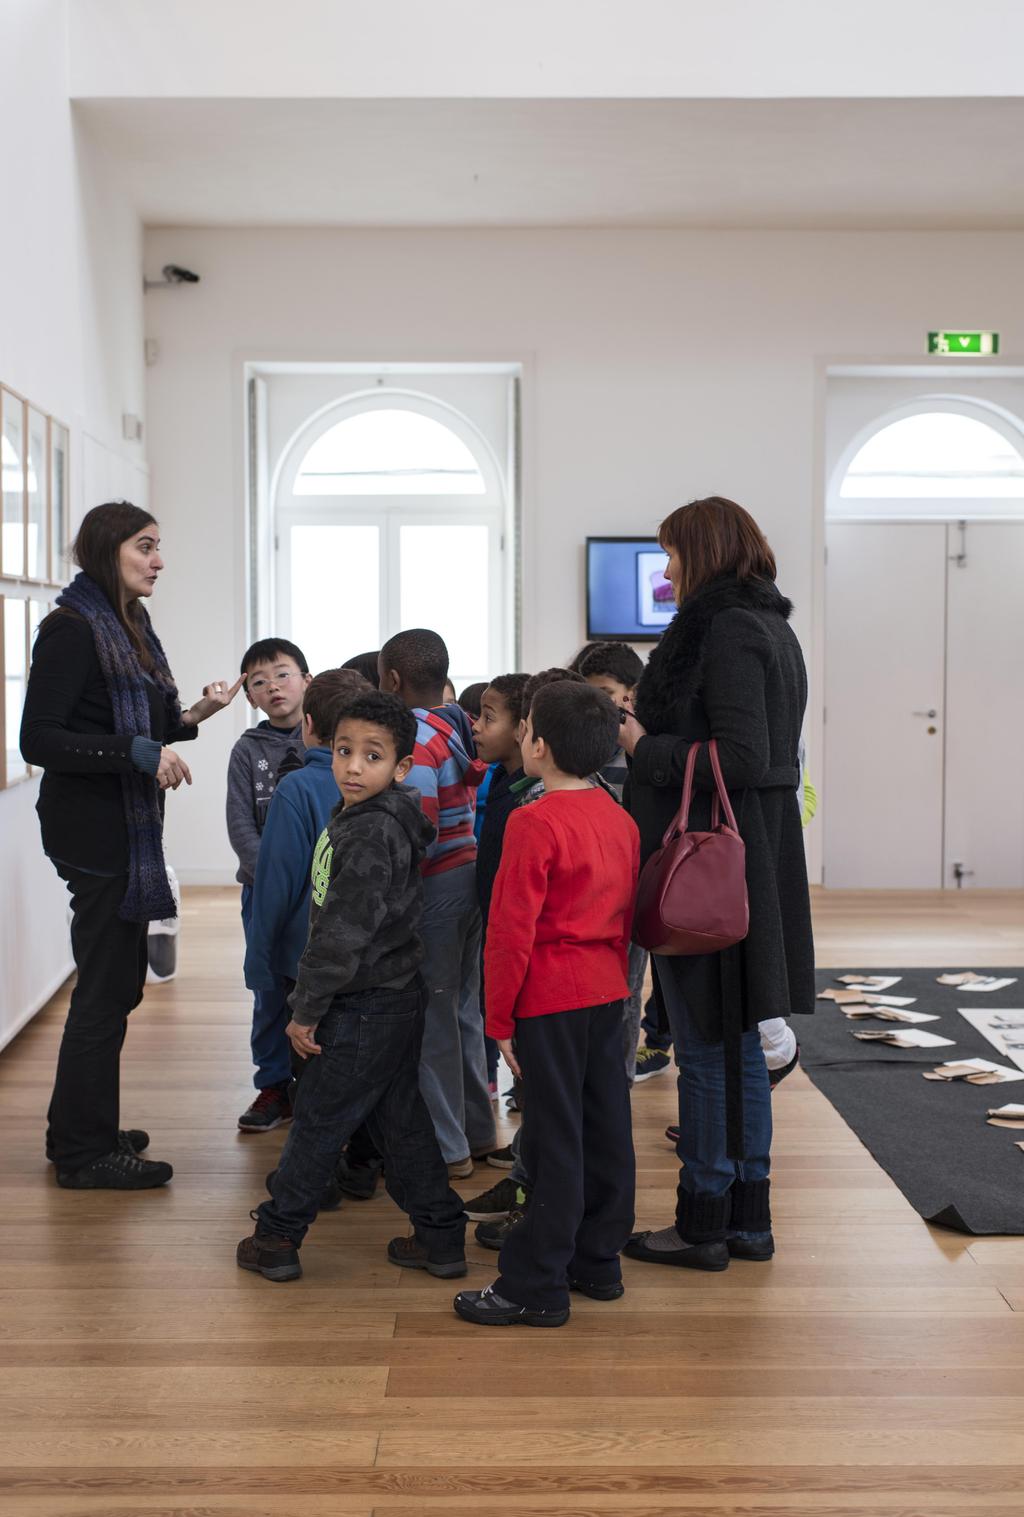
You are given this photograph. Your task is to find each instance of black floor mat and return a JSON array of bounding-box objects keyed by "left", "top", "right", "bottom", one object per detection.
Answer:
[{"left": 799, "top": 968, "right": 1024, "bottom": 1235}]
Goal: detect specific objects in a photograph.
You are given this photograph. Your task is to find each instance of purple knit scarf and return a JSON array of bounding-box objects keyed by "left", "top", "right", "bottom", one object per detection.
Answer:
[{"left": 57, "top": 572, "right": 180, "bottom": 923}]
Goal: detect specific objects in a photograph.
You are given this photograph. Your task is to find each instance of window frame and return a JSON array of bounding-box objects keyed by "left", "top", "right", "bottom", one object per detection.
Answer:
[
  {"left": 273, "top": 389, "right": 508, "bottom": 686},
  {"left": 828, "top": 395, "right": 1024, "bottom": 522}
]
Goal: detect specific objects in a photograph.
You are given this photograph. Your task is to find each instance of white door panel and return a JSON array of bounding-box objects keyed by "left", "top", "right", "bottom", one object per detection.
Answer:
[
  {"left": 944, "top": 523, "right": 1024, "bottom": 887},
  {"left": 824, "top": 523, "right": 947, "bottom": 888}
]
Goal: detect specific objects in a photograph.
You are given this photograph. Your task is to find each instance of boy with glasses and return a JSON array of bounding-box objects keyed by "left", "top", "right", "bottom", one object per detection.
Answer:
[{"left": 227, "top": 638, "right": 310, "bottom": 1131}]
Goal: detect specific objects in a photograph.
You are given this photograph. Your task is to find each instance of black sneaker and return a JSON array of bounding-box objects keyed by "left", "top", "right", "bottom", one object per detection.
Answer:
[
  {"left": 483, "top": 1145, "right": 516, "bottom": 1170},
  {"left": 46, "top": 1128, "right": 149, "bottom": 1164},
  {"left": 505, "top": 1076, "right": 524, "bottom": 1113},
  {"left": 665, "top": 1123, "right": 680, "bottom": 1145},
  {"left": 474, "top": 1187, "right": 529, "bottom": 1249},
  {"left": 236, "top": 1231, "right": 302, "bottom": 1281},
  {"left": 334, "top": 1154, "right": 383, "bottom": 1200},
  {"left": 569, "top": 1277, "right": 625, "bottom": 1300},
  {"left": 634, "top": 1047, "right": 672, "bottom": 1082},
  {"left": 453, "top": 1284, "right": 569, "bottom": 1328},
  {"left": 56, "top": 1149, "right": 173, "bottom": 1190},
  {"left": 463, "top": 1176, "right": 521, "bottom": 1222},
  {"left": 238, "top": 1084, "right": 293, "bottom": 1132},
  {"left": 387, "top": 1236, "right": 467, "bottom": 1279}
]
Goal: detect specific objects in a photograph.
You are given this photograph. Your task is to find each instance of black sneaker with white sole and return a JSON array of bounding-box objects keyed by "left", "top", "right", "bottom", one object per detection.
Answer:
[
  {"left": 453, "top": 1284, "right": 569, "bottom": 1328},
  {"left": 634, "top": 1047, "right": 672, "bottom": 1082},
  {"left": 46, "top": 1129, "right": 149, "bottom": 1164},
  {"left": 238, "top": 1083, "right": 293, "bottom": 1132},
  {"left": 474, "top": 1187, "right": 529, "bottom": 1248},
  {"left": 463, "top": 1175, "right": 521, "bottom": 1222},
  {"left": 56, "top": 1149, "right": 173, "bottom": 1190}
]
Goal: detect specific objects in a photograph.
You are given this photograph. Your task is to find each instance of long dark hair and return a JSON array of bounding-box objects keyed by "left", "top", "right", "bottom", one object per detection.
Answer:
[{"left": 72, "top": 502, "right": 159, "bottom": 669}]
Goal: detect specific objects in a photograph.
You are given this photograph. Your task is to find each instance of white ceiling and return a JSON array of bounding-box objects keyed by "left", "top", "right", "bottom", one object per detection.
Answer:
[{"left": 76, "top": 97, "right": 1024, "bottom": 230}]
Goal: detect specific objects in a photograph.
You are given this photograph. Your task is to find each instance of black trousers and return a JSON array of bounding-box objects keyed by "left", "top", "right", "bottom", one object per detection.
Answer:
[
  {"left": 48, "top": 864, "right": 148, "bottom": 1172},
  {"left": 257, "top": 982, "right": 465, "bottom": 1257},
  {"left": 496, "top": 1000, "right": 636, "bottom": 1312}
]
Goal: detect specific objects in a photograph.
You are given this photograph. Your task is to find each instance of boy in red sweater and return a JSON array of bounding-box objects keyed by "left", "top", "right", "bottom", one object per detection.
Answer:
[{"left": 454, "top": 681, "right": 640, "bottom": 1327}]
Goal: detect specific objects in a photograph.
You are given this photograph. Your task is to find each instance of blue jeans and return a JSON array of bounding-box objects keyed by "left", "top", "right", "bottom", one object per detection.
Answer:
[
  {"left": 418, "top": 865, "right": 496, "bottom": 1162},
  {"left": 655, "top": 956, "right": 772, "bottom": 1208},
  {"left": 240, "top": 886, "right": 293, "bottom": 1090},
  {"left": 256, "top": 982, "right": 465, "bottom": 1256}
]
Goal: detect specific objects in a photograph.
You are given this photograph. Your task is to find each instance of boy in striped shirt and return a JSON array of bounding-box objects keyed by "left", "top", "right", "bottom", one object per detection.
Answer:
[{"left": 379, "top": 630, "right": 498, "bottom": 1173}]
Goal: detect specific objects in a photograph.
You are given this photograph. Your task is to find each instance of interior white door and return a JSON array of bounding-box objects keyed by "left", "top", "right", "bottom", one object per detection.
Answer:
[
  {"left": 824, "top": 522, "right": 948, "bottom": 888},
  {"left": 944, "top": 522, "right": 1024, "bottom": 887}
]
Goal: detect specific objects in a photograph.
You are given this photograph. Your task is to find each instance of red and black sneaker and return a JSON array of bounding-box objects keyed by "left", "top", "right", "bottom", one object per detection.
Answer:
[{"left": 238, "top": 1083, "right": 293, "bottom": 1132}]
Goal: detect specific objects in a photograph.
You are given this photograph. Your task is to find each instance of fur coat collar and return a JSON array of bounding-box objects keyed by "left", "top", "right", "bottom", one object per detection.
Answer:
[{"left": 633, "top": 573, "right": 793, "bottom": 735}]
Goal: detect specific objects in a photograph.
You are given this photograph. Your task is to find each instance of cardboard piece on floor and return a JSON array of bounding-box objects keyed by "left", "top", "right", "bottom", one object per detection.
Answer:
[
  {"left": 924, "top": 1057, "right": 1024, "bottom": 1085},
  {"left": 819, "top": 988, "right": 871, "bottom": 1004},
  {"left": 958, "top": 1009, "right": 1024, "bottom": 1075},
  {"left": 862, "top": 994, "right": 918, "bottom": 1007},
  {"left": 960, "top": 978, "right": 1019, "bottom": 994},
  {"left": 937, "top": 972, "right": 986, "bottom": 986},
  {"left": 988, "top": 1104, "right": 1024, "bottom": 1119},
  {"left": 987, "top": 1116, "right": 1024, "bottom": 1129},
  {"left": 842, "top": 1005, "right": 940, "bottom": 1024},
  {"left": 852, "top": 1028, "right": 955, "bottom": 1049},
  {"left": 837, "top": 975, "right": 903, "bottom": 991}
]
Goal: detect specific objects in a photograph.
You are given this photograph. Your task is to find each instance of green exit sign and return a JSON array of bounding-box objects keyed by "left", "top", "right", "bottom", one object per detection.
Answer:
[{"left": 928, "top": 330, "right": 999, "bottom": 355}]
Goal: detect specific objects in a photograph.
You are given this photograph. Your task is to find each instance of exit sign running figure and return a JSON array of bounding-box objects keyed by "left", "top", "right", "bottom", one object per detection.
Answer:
[{"left": 928, "top": 331, "right": 999, "bottom": 355}]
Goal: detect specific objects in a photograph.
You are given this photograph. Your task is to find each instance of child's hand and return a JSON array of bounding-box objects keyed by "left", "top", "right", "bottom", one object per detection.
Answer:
[
  {"left": 498, "top": 1037, "right": 521, "bottom": 1078},
  {"left": 286, "top": 1019, "right": 320, "bottom": 1060}
]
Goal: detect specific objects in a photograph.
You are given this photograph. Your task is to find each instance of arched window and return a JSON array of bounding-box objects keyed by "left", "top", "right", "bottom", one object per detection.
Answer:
[
  {"left": 274, "top": 391, "right": 508, "bottom": 689},
  {"left": 831, "top": 399, "right": 1024, "bottom": 520}
]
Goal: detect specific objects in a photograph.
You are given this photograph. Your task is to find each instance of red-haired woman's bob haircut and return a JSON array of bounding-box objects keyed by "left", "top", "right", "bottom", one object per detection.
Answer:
[{"left": 658, "top": 496, "right": 777, "bottom": 602}]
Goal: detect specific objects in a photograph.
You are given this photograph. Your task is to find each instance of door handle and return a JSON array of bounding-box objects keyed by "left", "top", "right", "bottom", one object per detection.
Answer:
[{"left": 912, "top": 709, "right": 938, "bottom": 719}]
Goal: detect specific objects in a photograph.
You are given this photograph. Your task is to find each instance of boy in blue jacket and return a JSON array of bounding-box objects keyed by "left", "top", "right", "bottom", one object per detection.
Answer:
[{"left": 242, "top": 668, "right": 369, "bottom": 1131}]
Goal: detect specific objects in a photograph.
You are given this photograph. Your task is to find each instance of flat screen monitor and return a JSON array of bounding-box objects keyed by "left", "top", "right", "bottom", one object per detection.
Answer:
[{"left": 586, "top": 537, "right": 674, "bottom": 641}]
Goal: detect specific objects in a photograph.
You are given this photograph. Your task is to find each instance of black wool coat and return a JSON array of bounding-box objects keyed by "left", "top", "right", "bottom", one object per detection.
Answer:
[{"left": 628, "top": 574, "right": 815, "bottom": 1044}]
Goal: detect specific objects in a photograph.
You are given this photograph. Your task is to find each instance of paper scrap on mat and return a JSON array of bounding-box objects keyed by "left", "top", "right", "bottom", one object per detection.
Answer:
[
  {"left": 862, "top": 994, "right": 918, "bottom": 1007},
  {"left": 818, "top": 988, "right": 870, "bottom": 1004},
  {"left": 837, "top": 976, "right": 903, "bottom": 991},
  {"left": 853, "top": 1028, "right": 955, "bottom": 1049},
  {"left": 937, "top": 972, "right": 1017, "bottom": 989},
  {"left": 923, "top": 1058, "right": 1024, "bottom": 1085},
  {"left": 842, "top": 1006, "right": 940, "bottom": 1024},
  {"left": 960, "top": 978, "right": 1018, "bottom": 993},
  {"left": 958, "top": 1009, "right": 1024, "bottom": 1075},
  {"left": 987, "top": 1100, "right": 1024, "bottom": 1127}
]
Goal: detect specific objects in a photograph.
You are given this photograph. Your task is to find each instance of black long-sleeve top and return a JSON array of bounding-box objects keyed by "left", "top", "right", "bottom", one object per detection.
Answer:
[{"left": 19, "top": 609, "right": 196, "bottom": 874}]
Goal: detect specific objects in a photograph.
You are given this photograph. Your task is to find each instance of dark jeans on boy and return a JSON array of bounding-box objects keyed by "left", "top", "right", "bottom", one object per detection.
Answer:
[
  {"left": 640, "top": 961, "right": 672, "bottom": 1053},
  {"left": 256, "top": 980, "right": 465, "bottom": 1260},
  {"left": 47, "top": 864, "right": 148, "bottom": 1172},
  {"left": 241, "top": 884, "right": 293, "bottom": 1090},
  {"left": 496, "top": 1000, "right": 635, "bottom": 1313}
]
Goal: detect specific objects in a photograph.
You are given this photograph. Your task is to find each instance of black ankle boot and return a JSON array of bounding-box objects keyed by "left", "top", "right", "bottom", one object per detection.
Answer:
[{"left": 728, "top": 1178, "right": 773, "bottom": 1260}]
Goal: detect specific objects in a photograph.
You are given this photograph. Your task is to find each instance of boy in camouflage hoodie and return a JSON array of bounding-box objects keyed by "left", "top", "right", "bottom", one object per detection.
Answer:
[{"left": 236, "top": 692, "right": 467, "bottom": 1283}]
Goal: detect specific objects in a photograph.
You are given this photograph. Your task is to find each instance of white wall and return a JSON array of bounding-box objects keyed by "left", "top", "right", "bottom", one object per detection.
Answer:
[
  {"left": 0, "top": 1, "right": 148, "bottom": 1047},
  {"left": 143, "top": 224, "right": 1024, "bottom": 886},
  {"left": 69, "top": 0, "right": 1024, "bottom": 101}
]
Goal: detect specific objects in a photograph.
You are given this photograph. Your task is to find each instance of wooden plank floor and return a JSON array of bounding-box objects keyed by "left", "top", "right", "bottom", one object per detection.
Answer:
[{"left": 1, "top": 885, "right": 1024, "bottom": 1517}]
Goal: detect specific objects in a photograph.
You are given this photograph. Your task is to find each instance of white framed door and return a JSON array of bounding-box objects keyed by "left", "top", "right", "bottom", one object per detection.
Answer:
[
  {"left": 824, "top": 522, "right": 948, "bottom": 888},
  {"left": 944, "top": 522, "right": 1024, "bottom": 887}
]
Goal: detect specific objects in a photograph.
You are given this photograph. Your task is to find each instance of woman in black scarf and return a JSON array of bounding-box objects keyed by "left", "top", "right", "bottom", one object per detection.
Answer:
[
  {"left": 21, "top": 502, "right": 240, "bottom": 1189},
  {"left": 620, "top": 497, "right": 814, "bottom": 1269}
]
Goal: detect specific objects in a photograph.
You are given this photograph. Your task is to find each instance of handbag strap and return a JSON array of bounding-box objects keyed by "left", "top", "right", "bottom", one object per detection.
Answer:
[{"left": 663, "top": 738, "right": 739, "bottom": 846}]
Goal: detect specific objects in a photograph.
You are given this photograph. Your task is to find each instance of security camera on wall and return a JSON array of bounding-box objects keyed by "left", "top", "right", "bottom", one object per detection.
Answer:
[{"left": 143, "top": 264, "right": 201, "bottom": 292}]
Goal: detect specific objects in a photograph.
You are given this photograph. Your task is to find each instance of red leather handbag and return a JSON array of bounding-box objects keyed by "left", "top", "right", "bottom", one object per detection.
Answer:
[{"left": 632, "top": 739, "right": 749, "bottom": 956}]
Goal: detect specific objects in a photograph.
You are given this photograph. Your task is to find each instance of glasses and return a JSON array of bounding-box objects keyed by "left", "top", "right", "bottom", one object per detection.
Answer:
[{"left": 247, "top": 670, "right": 301, "bottom": 694}]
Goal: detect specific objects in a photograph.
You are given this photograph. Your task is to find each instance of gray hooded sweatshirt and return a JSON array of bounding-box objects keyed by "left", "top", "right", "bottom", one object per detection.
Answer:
[{"left": 226, "top": 720, "right": 303, "bottom": 886}]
